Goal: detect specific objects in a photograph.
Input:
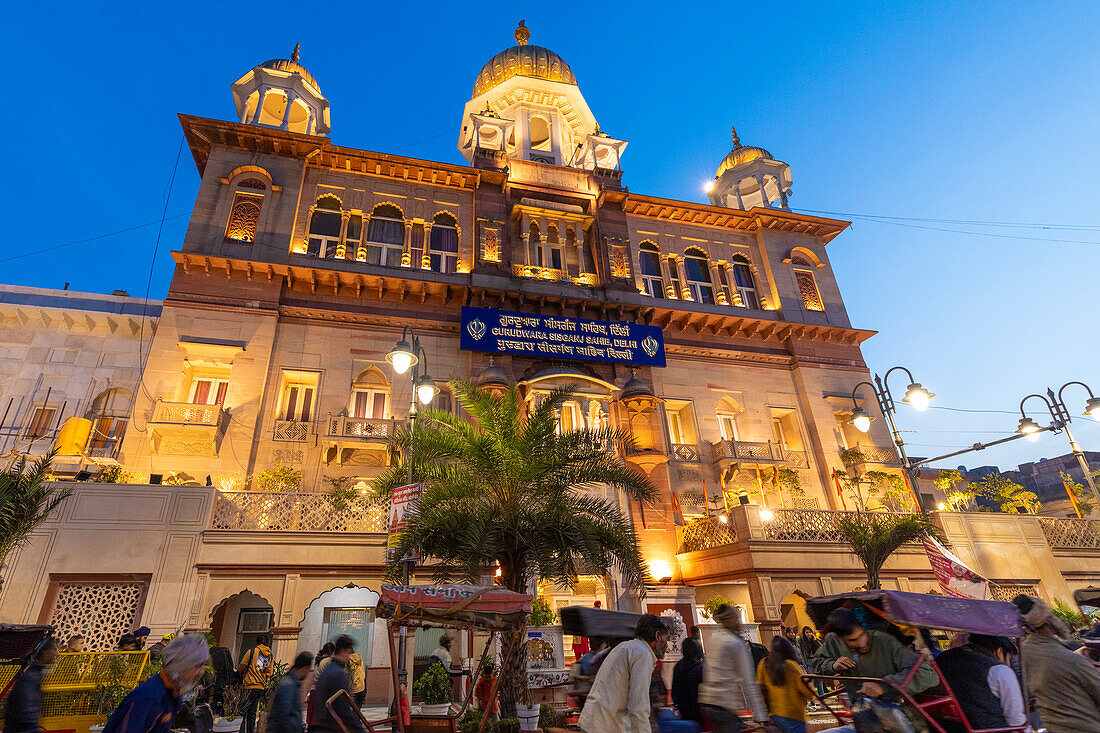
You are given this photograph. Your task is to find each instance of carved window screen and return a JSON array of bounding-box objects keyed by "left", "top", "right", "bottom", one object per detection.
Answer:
[
  {"left": 226, "top": 193, "right": 263, "bottom": 243},
  {"left": 794, "top": 270, "right": 823, "bottom": 311},
  {"left": 48, "top": 581, "right": 144, "bottom": 651}
]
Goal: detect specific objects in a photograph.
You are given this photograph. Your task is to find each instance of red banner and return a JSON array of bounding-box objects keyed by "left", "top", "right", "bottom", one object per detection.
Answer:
[
  {"left": 922, "top": 537, "right": 989, "bottom": 600},
  {"left": 387, "top": 483, "right": 422, "bottom": 562}
]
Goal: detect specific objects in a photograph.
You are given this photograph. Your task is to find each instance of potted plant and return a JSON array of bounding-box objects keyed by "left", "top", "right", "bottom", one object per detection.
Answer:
[
  {"left": 213, "top": 684, "right": 246, "bottom": 732},
  {"left": 413, "top": 663, "right": 452, "bottom": 715},
  {"left": 515, "top": 698, "right": 539, "bottom": 732}
]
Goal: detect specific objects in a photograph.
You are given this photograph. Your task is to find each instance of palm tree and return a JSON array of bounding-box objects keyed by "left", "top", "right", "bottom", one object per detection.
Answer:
[
  {"left": 835, "top": 512, "right": 942, "bottom": 590},
  {"left": 0, "top": 451, "right": 70, "bottom": 594},
  {"left": 375, "top": 380, "right": 656, "bottom": 717}
]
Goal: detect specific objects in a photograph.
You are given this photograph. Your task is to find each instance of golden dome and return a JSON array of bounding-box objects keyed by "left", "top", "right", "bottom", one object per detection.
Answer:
[
  {"left": 471, "top": 21, "right": 577, "bottom": 99},
  {"left": 261, "top": 44, "right": 320, "bottom": 91},
  {"left": 715, "top": 126, "right": 773, "bottom": 179}
]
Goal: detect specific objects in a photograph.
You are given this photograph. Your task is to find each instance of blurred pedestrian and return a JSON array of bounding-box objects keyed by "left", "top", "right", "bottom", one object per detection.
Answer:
[
  {"left": 3, "top": 637, "right": 57, "bottom": 733},
  {"left": 671, "top": 637, "right": 705, "bottom": 725},
  {"left": 103, "top": 634, "right": 209, "bottom": 733},
  {"left": 346, "top": 651, "right": 366, "bottom": 709},
  {"left": 64, "top": 635, "right": 85, "bottom": 653},
  {"left": 268, "top": 652, "right": 312, "bottom": 733},
  {"left": 698, "top": 604, "right": 769, "bottom": 732},
  {"left": 133, "top": 627, "right": 152, "bottom": 651},
  {"left": 237, "top": 635, "right": 273, "bottom": 733},
  {"left": 311, "top": 635, "right": 363, "bottom": 733},
  {"left": 474, "top": 661, "right": 499, "bottom": 721},
  {"left": 756, "top": 636, "right": 814, "bottom": 733},
  {"left": 578, "top": 614, "right": 669, "bottom": 733}
]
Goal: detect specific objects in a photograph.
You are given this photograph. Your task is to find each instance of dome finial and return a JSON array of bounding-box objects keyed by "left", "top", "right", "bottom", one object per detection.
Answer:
[
  {"left": 515, "top": 20, "right": 530, "bottom": 46},
  {"left": 731, "top": 125, "right": 740, "bottom": 146},
  {"left": 291, "top": 43, "right": 300, "bottom": 62}
]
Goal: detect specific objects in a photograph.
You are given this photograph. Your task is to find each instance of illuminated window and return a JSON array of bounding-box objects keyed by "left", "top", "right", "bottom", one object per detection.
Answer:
[
  {"left": 190, "top": 379, "right": 229, "bottom": 406},
  {"left": 770, "top": 408, "right": 804, "bottom": 451},
  {"left": 366, "top": 204, "right": 405, "bottom": 268},
  {"left": 429, "top": 213, "right": 459, "bottom": 273},
  {"left": 791, "top": 257, "right": 823, "bottom": 311},
  {"left": 349, "top": 368, "right": 390, "bottom": 420},
  {"left": 667, "top": 256, "right": 682, "bottom": 298},
  {"left": 684, "top": 248, "right": 715, "bottom": 304},
  {"left": 225, "top": 192, "right": 263, "bottom": 243},
  {"left": 664, "top": 400, "right": 697, "bottom": 446},
  {"left": 716, "top": 396, "right": 742, "bottom": 441},
  {"left": 307, "top": 195, "right": 343, "bottom": 257},
  {"left": 538, "top": 225, "right": 565, "bottom": 271},
  {"left": 280, "top": 379, "right": 316, "bottom": 423},
  {"left": 558, "top": 401, "right": 584, "bottom": 433},
  {"left": 731, "top": 255, "right": 760, "bottom": 309},
  {"left": 343, "top": 213, "right": 363, "bottom": 260},
  {"left": 639, "top": 242, "right": 664, "bottom": 298}
]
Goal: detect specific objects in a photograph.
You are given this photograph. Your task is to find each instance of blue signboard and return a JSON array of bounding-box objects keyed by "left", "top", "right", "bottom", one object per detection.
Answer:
[{"left": 460, "top": 306, "right": 666, "bottom": 367}]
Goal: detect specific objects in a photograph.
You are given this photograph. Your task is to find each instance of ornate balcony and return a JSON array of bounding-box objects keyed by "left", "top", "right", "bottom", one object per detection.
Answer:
[
  {"left": 148, "top": 400, "right": 226, "bottom": 457},
  {"left": 712, "top": 439, "right": 809, "bottom": 469},
  {"left": 323, "top": 415, "right": 395, "bottom": 465},
  {"left": 1038, "top": 517, "right": 1100, "bottom": 549},
  {"left": 273, "top": 420, "right": 311, "bottom": 443},
  {"left": 678, "top": 516, "right": 737, "bottom": 553},
  {"left": 512, "top": 264, "right": 598, "bottom": 287},
  {"left": 843, "top": 442, "right": 900, "bottom": 466},
  {"left": 210, "top": 490, "right": 388, "bottom": 532},
  {"left": 762, "top": 509, "right": 919, "bottom": 542}
]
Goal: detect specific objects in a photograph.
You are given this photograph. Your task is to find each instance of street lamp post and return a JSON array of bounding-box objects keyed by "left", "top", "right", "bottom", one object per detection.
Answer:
[
  {"left": 849, "top": 366, "right": 935, "bottom": 512},
  {"left": 1018, "top": 381, "right": 1100, "bottom": 507},
  {"left": 384, "top": 326, "right": 439, "bottom": 690}
]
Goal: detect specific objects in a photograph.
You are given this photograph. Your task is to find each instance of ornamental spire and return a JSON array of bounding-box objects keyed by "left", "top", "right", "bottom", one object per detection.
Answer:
[
  {"left": 731, "top": 125, "right": 740, "bottom": 146},
  {"left": 514, "top": 20, "right": 530, "bottom": 46},
  {"left": 291, "top": 43, "right": 300, "bottom": 62}
]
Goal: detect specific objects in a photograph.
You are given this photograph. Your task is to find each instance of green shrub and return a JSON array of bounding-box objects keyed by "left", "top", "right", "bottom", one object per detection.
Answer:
[
  {"left": 539, "top": 703, "right": 565, "bottom": 728},
  {"left": 458, "top": 709, "right": 484, "bottom": 733},
  {"left": 529, "top": 596, "right": 556, "bottom": 626},
  {"left": 492, "top": 718, "right": 519, "bottom": 733},
  {"left": 413, "top": 662, "right": 452, "bottom": 704}
]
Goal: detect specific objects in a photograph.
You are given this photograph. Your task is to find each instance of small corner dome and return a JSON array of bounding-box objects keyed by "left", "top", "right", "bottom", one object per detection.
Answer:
[
  {"left": 471, "top": 20, "right": 578, "bottom": 99},
  {"left": 620, "top": 374, "right": 656, "bottom": 400},
  {"left": 232, "top": 44, "right": 330, "bottom": 136},
  {"left": 715, "top": 127, "right": 774, "bottom": 179}
]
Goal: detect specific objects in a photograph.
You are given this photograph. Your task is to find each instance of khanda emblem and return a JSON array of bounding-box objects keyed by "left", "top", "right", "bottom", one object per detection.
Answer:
[
  {"left": 642, "top": 335, "right": 659, "bottom": 357},
  {"left": 467, "top": 318, "right": 487, "bottom": 341}
]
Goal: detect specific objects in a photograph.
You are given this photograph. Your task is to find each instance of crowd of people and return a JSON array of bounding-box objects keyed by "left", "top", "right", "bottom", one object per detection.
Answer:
[{"left": 573, "top": 595, "right": 1100, "bottom": 733}]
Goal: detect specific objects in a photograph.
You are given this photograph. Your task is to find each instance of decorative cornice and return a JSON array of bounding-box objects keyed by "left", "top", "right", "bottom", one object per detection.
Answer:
[{"left": 624, "top": 195, "right": 850, "bottom": 244}]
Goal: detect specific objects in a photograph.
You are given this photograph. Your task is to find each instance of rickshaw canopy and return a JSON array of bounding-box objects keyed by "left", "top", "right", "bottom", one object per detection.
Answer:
[
  {"left": 0, "top": 625, "right": 52, "bottom": 662},
  {"left": 560, "top": 606, "right": 647, "bottom": 640},
  {"left": 806, "top": 589, "right": 1022, "bottom": 638},
  {"left": 1073, "top": 585, "right": 1100, "bottom": 609},
  {"left": 376, "top": 584, "right": 531, "bottom": 631}
]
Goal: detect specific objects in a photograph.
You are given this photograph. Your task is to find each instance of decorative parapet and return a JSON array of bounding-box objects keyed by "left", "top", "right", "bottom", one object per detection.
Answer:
[
  {"left": 1038, "top": 517, "right": 1100, "bottom": 549},
  {"left": 148, "top": 400, "right": 226, "bottom": 457},
  {"left": 670, "top": 443, "right": 701, "bottom": 463},
  {"left": 678, "top": 516, "right": 737, "bottom": 553},
  {"left": 761, "top": 509, "right": 920, "bottom": 542},
  {"left": 210, "top": 490, "right": 387, "bottom": 532},
  {"left": 712, "top": 439, "right": 809, "bottom": 469},
  {"left": 273, "top": 420, "right": 310, "bottom": 443},
  {"left": 511, "top": 264, "right": 597, "bottom": 287},
  {"left": 846, "top": 442, "right": 901, "bottom": 466},
  {"left": 327, "top": 416, "right": 394, "bottom": 441}
]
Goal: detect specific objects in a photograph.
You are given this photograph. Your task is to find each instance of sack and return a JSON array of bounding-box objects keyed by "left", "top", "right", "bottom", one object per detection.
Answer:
[{"left": 851, "top": 698, "right": 919, "bottom": 733}]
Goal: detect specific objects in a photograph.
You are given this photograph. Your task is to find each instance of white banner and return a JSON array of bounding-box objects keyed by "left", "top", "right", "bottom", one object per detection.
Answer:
[{"left": 922, "top": 536, "right": 989, "bottom": 600}]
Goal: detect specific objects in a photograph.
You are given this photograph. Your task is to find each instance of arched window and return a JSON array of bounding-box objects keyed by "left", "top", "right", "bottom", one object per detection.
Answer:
[
  {"left": 308, "top": 195, "right": 343, "bottom": 257},
  {"left": 366, "top": 204, "right": 406, "bottom": 267},
  {"left": 791, "top": 256, "right": 824, "bottom": 311},
  {"left": 225, "top": 179, "right": 267, "bottom": 244},
  {"left": 638, "top": 242, "right": 664, "bottom": 298},
  {"left": 349, "top": 368, "right": 390, "bottom": 420},
  {"left": 428, "top": 213, "right": 459, "bottom": 273},
  {"left": 715, "top": 396, "right": 742, "bottom": 442},
  {"left": 731, "top": 255, "right": 760, "bottom": 309},
  {"left": 684, "top": 248, "right": 715, "bottom": 304}
]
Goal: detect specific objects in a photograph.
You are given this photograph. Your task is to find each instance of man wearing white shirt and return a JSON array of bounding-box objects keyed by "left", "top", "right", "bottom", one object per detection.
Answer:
[
  {"left": 578, "top": 614, "right": 669, "bottom": 733},
  {"left": 936, "top": 634, "right": 1028, "bottom": 730}
]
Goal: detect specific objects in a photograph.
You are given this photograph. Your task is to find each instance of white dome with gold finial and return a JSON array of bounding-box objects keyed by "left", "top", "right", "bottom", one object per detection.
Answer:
[
  {"left": 708, "top": 126, "right": 792, "bottom": 211},
  {"left": 231, "top": 44, "right": 331, "bottom": 136},
  {"left": 472, "top": 20, "right": 578, "bottom": 98}
]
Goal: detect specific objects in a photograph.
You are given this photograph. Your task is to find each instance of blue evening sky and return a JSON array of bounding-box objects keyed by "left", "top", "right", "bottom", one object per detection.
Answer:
[{"left": 4, "top": 2, "right": 1098, "bottom": 470}]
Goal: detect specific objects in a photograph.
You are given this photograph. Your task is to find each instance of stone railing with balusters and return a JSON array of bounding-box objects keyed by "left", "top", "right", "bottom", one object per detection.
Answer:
[
  {"left": 712, "top": 439, "right": 809, "bottom": 469},
  {"left": 762, "top": 509, "right": 920, "bottom": 543},
  {"left": 151, "top": 400, "right": 222, "bottom": 426},
  {"left": 210, "top": 490, "right": 388, "bottom": 532},
  {"left": 678, "top": 516, "right": 737, "bottom": 553},
  {"left": 848, "top": 443, "right": 901, "bottom": 465},
  {"left": 1038, "top": 517, "right": 1100, "bottom": 549},
  {"left": 327, "top": 416, "right": 395, "bottom": 440}
]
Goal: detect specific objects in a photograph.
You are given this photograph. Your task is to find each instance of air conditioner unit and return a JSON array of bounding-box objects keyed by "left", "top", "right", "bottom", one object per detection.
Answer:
[{"left": 238, "top": 610, "right": 273, "bottom": 633}]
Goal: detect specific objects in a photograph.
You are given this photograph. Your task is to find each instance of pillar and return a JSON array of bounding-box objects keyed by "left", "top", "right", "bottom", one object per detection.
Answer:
[
  {"left": 270, "top": 626, "right": 303, "bottom": 665},
  {"left": 776, "top": 179, "right": 790, "bottom": 210},
  {"left": 675, "top": 257, "right": 692, "bottom": 301},
  {"left": 710, "top": 261, "right": 728, "bottom": 305},
  {"left": 755, "top": 173, "right": 769, "bottom": 207},
  {"left": 734, "top": 179, "right": 746, "bottom": 210},
  {"left": 422, "top": 225, "right": 433, "bottom": 269},
  {"left": 279, "top": 91, "right": 297, "bottom": 131},
  {"left": 723, "top": 263, "right": 744, "bottom": 307},
  {"left": 336, "top": 211, "right": 350, "bottom": 259},
  {"left": 401, "top": 222, "right": 412, "bottom": 267},
  {"left": 660, "top": 255, "right": 676, "bottom": 299},
  {"left": 250, "top": 86, "right": 270, "bottom": 125}
]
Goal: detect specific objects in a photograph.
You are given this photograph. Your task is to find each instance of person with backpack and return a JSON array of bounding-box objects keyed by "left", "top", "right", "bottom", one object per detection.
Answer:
[{"left": 236, "top": 635, "right": 273, "bottom": 733}]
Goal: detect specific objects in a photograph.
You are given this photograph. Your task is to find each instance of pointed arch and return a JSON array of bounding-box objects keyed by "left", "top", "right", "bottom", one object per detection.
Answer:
[
  {"left": 785, "top": 246, "right": 823, "bottom": 267},
  {"left": 683, "top": 247, "right": 715, "bottom": 304},
  {"left": 350, "top": 367, "right": 390, "bottom": 419},
  {"left": 428, "top": 212, "right": 459, "bottom": 273}
]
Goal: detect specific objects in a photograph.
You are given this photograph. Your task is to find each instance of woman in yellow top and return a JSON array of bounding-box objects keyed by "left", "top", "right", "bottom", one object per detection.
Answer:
[{"left": 755, "top": 636, "right": 815, "bottom": 733}]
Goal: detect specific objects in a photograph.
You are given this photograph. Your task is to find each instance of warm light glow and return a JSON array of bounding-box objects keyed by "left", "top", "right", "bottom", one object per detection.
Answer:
[
  {"left": 903, "top": 383, "right": 934, "bottom": 411},
  {"left": 1085, "top": 397, "right": 1100, "bottom": 418},
  {"left": 495, "top": 566, "right": 502, "bottom": 578},
  {"left": 851, "top": 407, "right": 872, "bottom": 433},
  {"left": 759, "top": 508, "right": 775, "bottom": 522},
  {"left": 649, "top": 559, "right": 672, "bottom": 582},
  {"left": 718, "top": 514, "right": 728, "bottom": 523},
  {"left": 937, "top": 502, "right": 947, "bottom": 511},
  {"left": 1018, "top": 417, "right": 1041, "bottom": 442},
  {"left": 386, "top": 340, "right": 417, "bottom": 375},
  {"left": 704, "top": 180, "right": 715, "bottom": 193},
  {"left": 417, "top": 377, "right": 438, "bottom": 406}
]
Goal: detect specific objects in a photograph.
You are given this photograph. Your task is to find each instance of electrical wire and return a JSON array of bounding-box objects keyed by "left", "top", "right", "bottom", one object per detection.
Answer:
[
  {"left": 793, "top": 208, "right": 1100, "bottom": 231},
  {"left": 0, "top": 213, "right": 189, "bottom": 264}
]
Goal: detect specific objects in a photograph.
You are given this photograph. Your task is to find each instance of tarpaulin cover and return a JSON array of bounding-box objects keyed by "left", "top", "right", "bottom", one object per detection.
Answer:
[
  {"left": 560, "top": 607, "right": 645, "bottom": 640},
  {"left": 0, "top": 625, "right": 52, "bottom": 662},
  {"left": 806, "top": 590, "right": 1022, "bottom": 637},
  {"left": 377, "top": 585, "right": 531, "bottom": 631},
  {"left": 1073, "top": 586, "right": 1100, "bottom": 609}
]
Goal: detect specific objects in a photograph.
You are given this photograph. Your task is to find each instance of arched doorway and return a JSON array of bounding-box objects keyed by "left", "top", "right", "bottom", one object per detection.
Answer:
[
  {"left": 209, "top": 590, "right": 274, "bottom": 663},
  {"left": 299, "top": 585, "right": 380, "bottom": 668},
  {"left": 778, "top": 591, "right": 814, "bottom": 633}
]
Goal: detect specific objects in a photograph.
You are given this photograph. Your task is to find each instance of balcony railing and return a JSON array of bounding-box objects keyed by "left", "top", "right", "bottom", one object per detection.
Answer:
[
  {"left": 845, "top": 443, "right": 901, "bottom": 465},
  {"left": 1038, "top": 517, "right": 1100, "bottom": 549},
  {"left": 273, "top": 420, "right": 311, "bottom": 443},
  {"left": 151, "top": 400, "right": 223, "bottom": 426},
  {"left": 763, "top": 509, "right": 919, "bottom": 543},
  {"left": 512, "top": 264, "right": 598, "bottom": 287},
  {"left": 678, "top": 516, "right": 737, "bottom": 553},
  {"left": 712, "top": 439, "right": 809, "bottom": 469},
  {"left": 327, "top": 416, "right": 395, "bottom": 440},
  {"left": 670, "top": 443, "right": 701, "bottom": 462},
  {"left": 211, "top": 490, "right": 388, "bottom": 532}
]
